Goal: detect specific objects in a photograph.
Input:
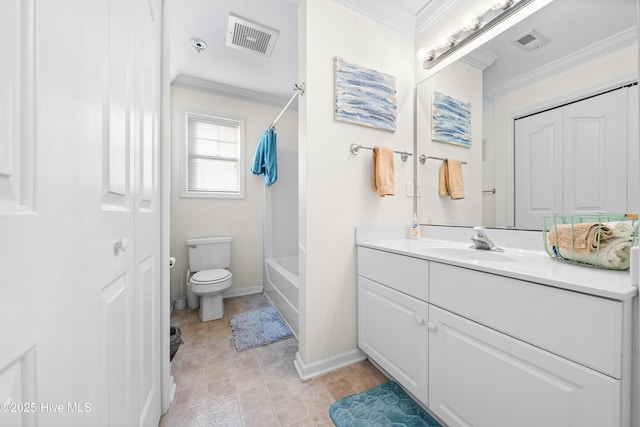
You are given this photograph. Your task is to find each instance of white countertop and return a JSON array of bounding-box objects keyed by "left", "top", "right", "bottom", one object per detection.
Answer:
[{"left": 357, "top": 237, "right": 638, "bottom": 301}]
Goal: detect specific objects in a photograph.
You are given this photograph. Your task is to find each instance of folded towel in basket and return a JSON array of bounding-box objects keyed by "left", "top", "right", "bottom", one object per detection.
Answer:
[
  {"left": 556, "top": 237, "right": 633, "bottom": 269},
  {"left": 547, "top": 221, "right": 635, "bottom": 254},
  {"left": 371, "top": 146, "right": 395, "bottom": 197},
  {"left": 547, "top": 222, "right": 613, "bottom": 254}
]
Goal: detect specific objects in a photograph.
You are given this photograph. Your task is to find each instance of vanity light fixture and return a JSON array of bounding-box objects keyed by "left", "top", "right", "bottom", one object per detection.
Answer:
[{"left": 422, "top": 0, "right": 534, "bottom": 70}]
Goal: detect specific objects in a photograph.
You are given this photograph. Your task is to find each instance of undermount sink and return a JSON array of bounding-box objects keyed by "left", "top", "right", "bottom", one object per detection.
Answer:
[{"left": 422, "top": 247, "right": 517, "bottom": 262}]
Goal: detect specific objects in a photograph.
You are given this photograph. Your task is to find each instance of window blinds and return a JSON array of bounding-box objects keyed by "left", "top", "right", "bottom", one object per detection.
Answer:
[{"left": 186, "top": 114, "right": 241, "bottom": 194}]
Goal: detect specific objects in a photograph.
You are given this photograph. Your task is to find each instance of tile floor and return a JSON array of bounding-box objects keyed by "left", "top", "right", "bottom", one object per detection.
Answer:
[{"left": 159, "top": 293, "right": 388, "bottom": 427}]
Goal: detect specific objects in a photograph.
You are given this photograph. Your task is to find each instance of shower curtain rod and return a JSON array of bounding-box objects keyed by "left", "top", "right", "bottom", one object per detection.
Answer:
[{"left": 269, "top": 83, "right": 305, "bottom": 129}]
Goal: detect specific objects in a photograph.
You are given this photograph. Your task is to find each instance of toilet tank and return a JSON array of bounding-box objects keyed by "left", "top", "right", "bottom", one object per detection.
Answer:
[{"left": 186, "top": 236, "right": 232, "bottom": 272}]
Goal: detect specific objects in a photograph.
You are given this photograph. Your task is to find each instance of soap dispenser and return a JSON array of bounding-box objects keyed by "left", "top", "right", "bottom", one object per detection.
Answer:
[{"left": 410, "top": 213, "right": 421, "bottom": 240}]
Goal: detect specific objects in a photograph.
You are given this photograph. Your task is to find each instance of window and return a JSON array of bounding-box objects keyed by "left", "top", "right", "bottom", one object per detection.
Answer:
[{"left": 182, "top": 112, "right": 244, "bottom": 199}]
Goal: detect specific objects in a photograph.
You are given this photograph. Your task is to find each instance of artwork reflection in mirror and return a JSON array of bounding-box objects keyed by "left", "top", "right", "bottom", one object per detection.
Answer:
[{"left": 432, "top": 91, "right": 472, "bottom": 148}]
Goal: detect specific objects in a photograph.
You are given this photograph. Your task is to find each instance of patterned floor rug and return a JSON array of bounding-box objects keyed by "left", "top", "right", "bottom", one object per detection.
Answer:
[
  {"left": 329, "top": 381, "right": 442, "bottom": 427},
  {"left": 229, "top": 306, "right": 294, "bottom": 351}
]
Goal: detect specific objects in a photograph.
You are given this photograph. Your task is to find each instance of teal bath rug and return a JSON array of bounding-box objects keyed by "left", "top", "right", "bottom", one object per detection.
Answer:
[
  {"left": 329, "top": 381, "right": 442, "bottom": 427},
  {"left": 229, "top": 306, "right": 294, "bottom": 351}
]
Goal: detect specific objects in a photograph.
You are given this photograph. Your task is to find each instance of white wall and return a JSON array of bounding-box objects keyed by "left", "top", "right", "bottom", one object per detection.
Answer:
[
  {"left": 490, "top": 44, "right": 638, "bottom": 227},
  {"left": 298, "top": 0, "right": 414, "bottom": 366},
  {"left": 415, "top": 60, "right": 483, "bottom": 226},
  {"left": 169, "top": 85, "right": 297, "bottom": 300}
]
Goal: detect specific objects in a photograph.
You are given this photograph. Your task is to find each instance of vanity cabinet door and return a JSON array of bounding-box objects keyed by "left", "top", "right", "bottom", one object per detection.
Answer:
[
  {"left": 358, "top": 276, "right": 428, "bottom": 404},
  {"left": 428, "top": 305, "right": 620, "bottom": 427}
]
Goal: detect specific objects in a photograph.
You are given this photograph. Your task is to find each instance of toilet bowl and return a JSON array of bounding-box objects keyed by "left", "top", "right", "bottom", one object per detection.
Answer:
[
  {"left": 186, "top": 236, "right": 233, "bottom": 322},
  {"left": 189, "top": 269, "right": 231, "bottom": 321}
]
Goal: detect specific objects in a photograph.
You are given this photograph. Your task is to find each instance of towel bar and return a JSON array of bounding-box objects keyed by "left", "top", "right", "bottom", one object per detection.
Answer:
[
  {"left": 350, "top": 144, "right": 412, "bottom": 162},
  {"left": 419, "top": 154, "right": 468, "bottom": 165}
]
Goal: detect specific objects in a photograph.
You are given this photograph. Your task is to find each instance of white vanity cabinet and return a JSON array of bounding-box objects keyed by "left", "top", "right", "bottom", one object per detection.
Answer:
[
  {"left": 356, "top": 244, "right": 632, "bottom": 427},
  {"left": 358, "top": 276, "right": 429, "bottom": 403},
  {"left": 357, "top": 247, "right": 430, "bottom": 404},
  {"left": 429, "top": 305, "right": 621, "bottom": 427}
]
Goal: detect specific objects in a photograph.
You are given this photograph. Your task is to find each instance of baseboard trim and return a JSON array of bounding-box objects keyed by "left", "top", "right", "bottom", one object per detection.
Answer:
[
  {"left": 223, "top": 286, "right": 264, "bottom": 299},
  {"left": 294, "top": 348, "right": 367, "bottom": 382}
]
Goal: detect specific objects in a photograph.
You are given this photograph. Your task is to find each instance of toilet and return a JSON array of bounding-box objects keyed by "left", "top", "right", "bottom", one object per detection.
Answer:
[{"left": 186, "top": 236, "right": 233, "bottom": 322}]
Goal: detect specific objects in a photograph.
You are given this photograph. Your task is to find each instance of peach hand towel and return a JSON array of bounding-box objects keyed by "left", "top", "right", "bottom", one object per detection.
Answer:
[
  {"left": 547, "top": 222, "right": 614, "bottom": 254},
  {"left": 438, "top": 159, "right": 465, "bottom": 199},
  {"left": 371, "top": 146, "right": 395, "bottom": 197}
]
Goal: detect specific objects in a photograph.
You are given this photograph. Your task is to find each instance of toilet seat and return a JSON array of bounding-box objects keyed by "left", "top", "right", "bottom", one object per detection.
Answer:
[{"left": 190, "top": 269, "right": 231, "bottom": 284}]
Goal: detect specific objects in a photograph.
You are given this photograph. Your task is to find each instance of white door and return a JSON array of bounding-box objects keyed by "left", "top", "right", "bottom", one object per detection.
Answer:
[
  {"left": 358, "top": 277, "right": 429, "bottom": 404},
  {"left": 515, "top": 88, "right": 631, "bottom": 230},
  {"left": 562, "top": 89, "right": 628, "bottom": 216},
  {"left": 0, "top": 1, "right": 162, "bottom": 426},
  {"left": 514, "top": 107, "right": 563, "bottom": 230},
  {"left": 428, "top": 306, "right": 621, "bottom": 427},
  {"left": 627, "top": 84, "right": 639, "bottom": 213}
]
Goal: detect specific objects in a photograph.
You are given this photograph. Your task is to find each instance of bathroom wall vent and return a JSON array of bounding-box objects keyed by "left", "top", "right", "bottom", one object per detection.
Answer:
[
  {"left": 512, "top": 30, "right": 550, "bottom": 52},
  {"left": 226, "top": 14, "right": 280, "bottom": 57}
]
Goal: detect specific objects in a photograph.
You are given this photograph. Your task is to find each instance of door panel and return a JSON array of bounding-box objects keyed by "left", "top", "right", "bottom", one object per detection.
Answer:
[
  {"left": 0, "top": 0, "right": 162, "bottom": 426},
  {"left": 0, "top": 0, "right": 35, "bottom": 212},
  {"left": 515, "top": 87, "right": 632, "bottom": 230},
  {"left": 627, "top": 85, "right": 638, "bottom": 213},
  {"left": 429, "top": 306, "right": 620, "bottom": 427},
  {"left": 563, "top": 89, "right": 627, "bottom": 215},
  {"left": 358, "top": 277, "right": 429, "bottom": 404},
  {"left": 514, "top": 108, "right": 563, "bottom": 229}
]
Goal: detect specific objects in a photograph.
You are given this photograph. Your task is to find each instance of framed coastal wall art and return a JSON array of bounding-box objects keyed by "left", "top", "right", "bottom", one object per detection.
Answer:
[
  {"left": 334, "top": 57, "right": 397, "bottom": 132},
  {"left": 431, "top": 91, "right": 471, "bottom": 147}
]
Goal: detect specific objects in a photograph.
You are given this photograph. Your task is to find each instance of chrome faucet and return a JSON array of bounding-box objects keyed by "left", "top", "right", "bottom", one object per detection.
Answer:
[{"left": 470, "top": 226, "right": 504, "bottom": 252}]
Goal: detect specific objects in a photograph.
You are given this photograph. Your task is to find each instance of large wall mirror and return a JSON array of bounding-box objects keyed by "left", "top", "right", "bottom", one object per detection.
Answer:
[{"left": 415, "top": 0, "right": 638, "bottom": 230}]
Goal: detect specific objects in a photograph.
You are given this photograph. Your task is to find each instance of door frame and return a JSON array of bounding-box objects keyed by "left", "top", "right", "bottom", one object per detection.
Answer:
[{"left": 160, "top": 0, "right": 174, "bottom": 413}]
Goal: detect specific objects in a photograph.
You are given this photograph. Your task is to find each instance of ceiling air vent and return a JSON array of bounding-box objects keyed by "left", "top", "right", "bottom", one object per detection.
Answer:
[
  {"left": 512, "top": 30, "right": 550, "bottom": 52},
  {"left": 226, "top": 14, "right": 280, "bottom": 57}
]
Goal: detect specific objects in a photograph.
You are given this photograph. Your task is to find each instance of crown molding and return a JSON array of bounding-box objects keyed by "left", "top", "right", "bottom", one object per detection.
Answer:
[
  {"left": 172, "top": 75, "right": 295, "bottom": 109},
  {"left": 334, "top": 0, "right": 416, "bottom": 37},
  {"left": 485, "top": 26, "right": 638, "bottom": 99},
  {"left": 460, "top": 48, "right": 499, "bottom": 70},
  {"left": 415, "top": 0, "right": 462, "bottom": 37}
]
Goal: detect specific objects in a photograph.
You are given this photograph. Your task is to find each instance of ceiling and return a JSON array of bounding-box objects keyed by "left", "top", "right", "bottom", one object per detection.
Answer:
[
  {"left": 167, "top": 0, "right": 437, "bottom": 102},
  {"left": 168, "top": 0, "right": 637, "bottom": 103}
]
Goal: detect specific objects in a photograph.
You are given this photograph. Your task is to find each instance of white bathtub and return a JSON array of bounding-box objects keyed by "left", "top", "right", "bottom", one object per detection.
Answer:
[{"left": 264, "top": 256, "right": 298, "bottom": 337}]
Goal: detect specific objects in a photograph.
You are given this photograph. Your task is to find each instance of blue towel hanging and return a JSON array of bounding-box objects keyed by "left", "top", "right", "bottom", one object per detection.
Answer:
[{"left": 250, "top": 128, "right": 278, "bottom": 186}]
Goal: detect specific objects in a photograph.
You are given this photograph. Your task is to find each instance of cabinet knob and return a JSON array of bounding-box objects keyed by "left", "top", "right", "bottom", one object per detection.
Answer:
[
  {"left": 415, "top": 316, "right": 424, "bottom": 325},
  {"left": 427, "top": 322, "right": 437, "bottom": 331}
]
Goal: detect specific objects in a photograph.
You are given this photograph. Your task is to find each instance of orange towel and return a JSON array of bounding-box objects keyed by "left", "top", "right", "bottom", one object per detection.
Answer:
[
  {"left": 371, "top": 146, "right": 395, "bottom": 197},
  {"left": 547, "top": 222, "right": 614, "bottom": 254},
  {"left": 438, "top": 159, "right": 465, "bottom": 199}
]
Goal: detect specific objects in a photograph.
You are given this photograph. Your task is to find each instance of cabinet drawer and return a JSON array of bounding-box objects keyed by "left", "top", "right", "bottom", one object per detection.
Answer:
[
  {"left": 430, "top": 263, "right": 623, "bottom": 378},
  {"left": 357, "top": 247, "right": 429, "bottom": 301}
]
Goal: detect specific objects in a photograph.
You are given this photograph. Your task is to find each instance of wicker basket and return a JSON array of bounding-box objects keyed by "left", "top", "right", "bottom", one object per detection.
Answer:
[{"left": 542, "top": 214, "right": 638, "bottom": 270}]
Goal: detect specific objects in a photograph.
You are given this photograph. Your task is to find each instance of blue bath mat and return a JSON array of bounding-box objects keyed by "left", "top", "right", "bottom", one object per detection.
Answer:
[
  {"left": 229, "top": 306, "right": 294, "bottom": 351},
  {"left": 329, "top": 381, "right": 442, "bottom": 427}
]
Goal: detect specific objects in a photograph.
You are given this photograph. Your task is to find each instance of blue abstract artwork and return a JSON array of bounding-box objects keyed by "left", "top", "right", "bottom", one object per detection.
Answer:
[
  {"left": 334, "top": 57, "right": 397, "bottom": 132},
  {"left": 432, "top": 91, "right": 471, "bottom": 147}
]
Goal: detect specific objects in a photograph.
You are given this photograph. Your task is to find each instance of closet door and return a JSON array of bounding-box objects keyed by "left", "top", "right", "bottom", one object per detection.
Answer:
[
  {"left": 514, "top": 108, "right": 563, "bottom": 230},
  {"left": 628, "top": 85, "right": 639, "bottom": 213},
  {"left": 563, "top": 89, "right": 628, "bottom": 216}
]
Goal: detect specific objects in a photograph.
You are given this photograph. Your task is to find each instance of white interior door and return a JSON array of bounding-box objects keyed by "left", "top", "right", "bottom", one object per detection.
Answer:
[
  {"left": 515, "top": 87, "right": 632, "bottom": 230},
  {"left": 514, "top": 108, "right": 563, "bottom": 230},
  {"left": 562, "top": 89, "right": 628, "bottom": 216},
  {"left": 0, "top": 1, "right": 162, "bottom": 426}
]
